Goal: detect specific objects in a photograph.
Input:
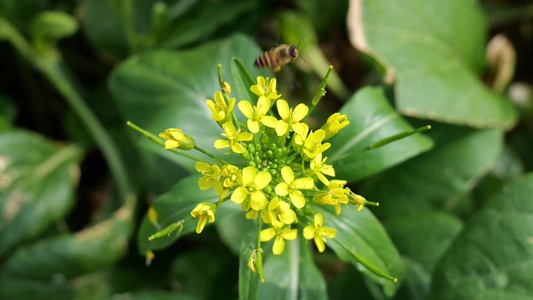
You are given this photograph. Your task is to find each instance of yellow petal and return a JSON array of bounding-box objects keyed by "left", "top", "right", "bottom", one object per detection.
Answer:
[
  {"left": 242, "top": 166, "right": 256, "bottom": 185},
  {"left": 247, "top": 119, "right": 260, "bottom": 133},
  {"left": 280, "top": 166, "right": 294, "bottom": 184},
  {"left": 289, "top": 191, "right": 306, "bottom": 209},
  {"left": 314, "top": 213, "right": 324, "bottom": 227},
  {"left": 254, "top": 171, "right": 272, "bottom": 189},
  {"left": 273, "top": 236, "right": 285, "bottom": 255},
  {"left": 237, "top": 132, "right": 254, "bottom": 141},
  {"left": 261, "top": 116, "right": 278, "bottom": 128},
  {"left": 198, "top": 177, "right": 212, "bottom": 190},
  {"left": 238, "top": 100, "right": 254, "bottom": 119},
  {"left": 281, "top": 209, "right": 296, "bottom": 224},
  {"left": 276, "top": 100, "right": 290, "bottom": 120},
  {"left": 256, "top": 96, "right": 270, "bottom": 115},
  {"left": 257, "top": 76, "right": 266, "bottom": 87},
  {"left": 206, "top": 99, "right": 217, "bottom": 113},
  {"left": 260, "top": 228, "right": 276, "bottom": 241},
  {"left": 250, "top": 191, "right": 267, "bottom": 210},
  {"left": 321, "top": 227, "right": 337, "bottom": 238},
  {"left": 214, "top": 139, "right": 230, "bottom": 149},
  {"left": 276, "top": 120, "right": 289, "bottom": 136},
  {"left": 322, "top": 165, "right": 335, "bottom": 176},
  {"left": 292, "top": 103, "right": 309, "bottom": 121},
  {"left": 281, "top": 229, "right": 298, "bottom": 240},
  {"left": 303, "top": 226, "right": 314, "bottom": 240},
  {"left": 291, "top": 123, "right": 308, "bottom": 137},
  {"left": 214, "top": 91, "right": 225, "bottom": 105},
  {"left": 196, "top": 215, "right": 208, "bottom": 234},
  {"left": 250, "top": 85, "right": 265, "bottom": 96},
  {"left": 275, "top": 182, "right": 289, "bottom": 196},
  {"left": 314, "top": 236, "right": 326, "bottom": 252},
  {"left": 317, "top": 173, "right": 329, "bottom": 186},
  {"left": 232, "top": 143, "right": 245, "bottom": 153},
  {"left": 164, "top": 140, "right": 180, "bottom": 149},
  {"left": 231, "top": 187, "right": 248, "bottom": 204},
  {"left": 293, "top": 178, "right": 314, "bottom": 189}
]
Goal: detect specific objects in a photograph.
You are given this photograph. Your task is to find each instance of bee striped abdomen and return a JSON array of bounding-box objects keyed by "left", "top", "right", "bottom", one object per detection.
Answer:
[{"left": 255, "top": 50, "right": 279, "bottom": 69}]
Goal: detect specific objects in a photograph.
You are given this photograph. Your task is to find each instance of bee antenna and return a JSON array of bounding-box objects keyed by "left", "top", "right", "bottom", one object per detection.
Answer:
[
  {"left": 297, "top": 38, "right": 302, "bottom": 48},
  {"left": 300, "top": 55, "right": 307, "bottom": 64}
]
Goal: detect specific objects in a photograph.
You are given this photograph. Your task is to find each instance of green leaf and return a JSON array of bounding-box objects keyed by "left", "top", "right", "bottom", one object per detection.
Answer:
[
  {"left": 385, "top": 212, "right": 463, "bottom": 272},
  {"left": 353, "top": 0, "right": 517, "bottom": 128},
  {"left": 137, "top": 175, "right": 241, "bottom": 255},
  {"left": 170, "top": 248, "right": 238, "bottom": 299},
  {"left": 428, "top": 174, "right": 533, "bottom": 300},
  {"left": 392, "top": 257, "right": 431, "bottom": 300},
  {"left": 313, "top": 204, "right": 405, "bottom": 297},
  {"left": 231, "top": 57, "right": 259, "bottom": 105},
  {"left": 0, "top": 197, "right": 135, "bottom": 299},
  {"left": 110, "top": 34, "right": 267, "bottom": 172},
  {"left": 327, "top": 87, "right": 433, "bottom": 182},
  {"left": 297, "top": 0, "right": 349, "bottom": 34},
  {"left": 161, "top": 0, "right": 258, "bottom": 49},
  {"left": 361, "top": 124, "right": 503, "bottom": 219},
  {"left": 239, "top": 227, "right": 259, "bottom": 300},
  {"left": 0, "top": 130, "right": 82, "bottom": 255},
  {"left": 216, "top": 211, "right": 253, "bottom": 254},
  {"left": 257, "top": 238, "right": 327, "bottom": 300},
  {"left": 31, "top": 11, "right": 78, "bottom": 40}
]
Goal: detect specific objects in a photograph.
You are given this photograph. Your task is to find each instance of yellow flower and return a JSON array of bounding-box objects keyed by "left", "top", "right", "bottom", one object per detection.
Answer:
[
  {"left": 275, "top": 100, "right": 309, "bottom": 137},
  {"left": 190, "top": 202, "right": 217, "bottom": 234},
  {"left": 231, "top": 166, "right": 272, "bottom": 210},
  {"left": 206, "top": 91, "right": 236, "bottom": 124},
  {"left": 195, "top": 162, "right": 223, "bottom": 194},
  {"left": 314, "top": 180, "right": 350, "bottom": 215},
  {"left": 309, "top": 153, "right": 335, "bottom": 185},
  {"left": 302, "top": 129, "right": 331, "bottom": 160},
  {"left": 214, "top": 121, "right": 253, "bottom": 153},
  {"left": 265, "top": 196, "right": 296, "bottom": 227},
  {"left": 159, "top": 128, "right": 195, "bottom": 150},
  {"left": 303, "top": 213, "right": 336, "bottom": 252},
  {"left": 321, "top": 113, "right": 350, "bottom": 140},
  {"left": 250, "top": 76, "right": 281, "bottom": 104},
  {"left": 260, "top": 227, "right": 298, "bottom": 255},
  {"left": 219, "top": 165, "right": 241, "bottom": 200},
  {"left": 351, "top": 193, "right": 367, "bottom": 212},
  {"left": 238, "top": 97, "right": 278, "bottom": 133},
  {"left": 275, "top": 166, "right": 314, "bottom": 209}
]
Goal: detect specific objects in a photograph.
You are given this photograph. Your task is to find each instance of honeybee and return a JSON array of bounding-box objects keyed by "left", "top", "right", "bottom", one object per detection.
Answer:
[{"left": 254, "top": 44, "right": 306, "bottom": 72}]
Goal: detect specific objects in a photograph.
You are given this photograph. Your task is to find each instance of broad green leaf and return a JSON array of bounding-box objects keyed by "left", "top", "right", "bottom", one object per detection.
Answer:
[
  {"left": 429, "top": 174, "right": 533, "bottom": 300},
  {"left": 392, "top": 257, "right": 431, "bottom": 300},
  {"left": 170, "top": 248, "right": 238, "bottom": 299},
  {"left": 31, "top": 11, "right": 78, "bottom": 41},
  {"left": 328, "top": 263, "right": 374, "bottom": 300},
  {"left": 0, "top": 197, "right": 135, "bottom": 299},
  {"left": 361, "top": 124, "right": 503, "bottom": 219},
  {"left": 137, "top": 175, "right": 241, "bottom": 255},
  {"left": 257, "top": 237, "right": 327, "bottom": 300},
  {"left": 351, "top": 0, "right": 517, "bottom": 128},
  {"left": 217, "top": 210, "right": 253, "bottom": 254},
  {"left": 239, "top": 226, "right": 259, "bottom": 300},
  {"left": 327, "top": 87, "right": 433, "bottom": 182},
  {"left": 231, "top": 57, "right": 259, "bottom": 105},
  {"left": 110, "top": 34, "right": 266, "bottom": 172},
  {"left": 161, "top": 0, "right": 258, "bottom": 49},
  {"left": 0, "top": 130, "right": 82, "bottom": 255},
  {"left": 313, "top": 204, "right": 405, "bottom": 297}
]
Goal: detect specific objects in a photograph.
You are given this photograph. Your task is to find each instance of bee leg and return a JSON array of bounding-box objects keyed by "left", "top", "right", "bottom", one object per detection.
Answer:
[{"left": 273, "top": 66, "right": 281, "bottom": 73}]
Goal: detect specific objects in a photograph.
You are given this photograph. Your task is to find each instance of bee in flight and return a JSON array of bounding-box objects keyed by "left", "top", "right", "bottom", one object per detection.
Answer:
[{"left": 254, "top": 43, "right": 306, "bottom": 73}]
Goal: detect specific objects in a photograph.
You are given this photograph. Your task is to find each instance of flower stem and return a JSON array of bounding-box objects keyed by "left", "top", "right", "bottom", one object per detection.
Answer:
[
  {"left": 304, "top": 65, "right": 333, "bottom": 123},
  {"left": 126, "top": 121, "right": 211, "bottom": 163},
  {"left": 194, "top": 145, "right": 230, "bottom": 165}
]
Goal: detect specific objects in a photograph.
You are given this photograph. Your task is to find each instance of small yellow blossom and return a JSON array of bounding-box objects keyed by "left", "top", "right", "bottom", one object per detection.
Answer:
[
  {"left": 251, "top": 76, "right": 281, "bottom": 104},
  {"left": 351, "top": 193, "right": 367, "bottom": 212},
  {"left": 265, "top": 196, "right": 296, "bottom": 227},
  {"left": 219, "top": 165, "right": 241, "bottom": 200},
  {"left": 196, "top": 162, "right": 223, "bottom": 194},
  {"left": 303, "top": 213, "right": 336, "bottom": 252},
  {"left": 238, "top": 96, "right": 278, "bottom": 133},
  {"left": 231, "top": 166, "right": 272, "bottom": 210},
  {"left": 314, "top": 180, "right": 350, "bottom": 215},
  {"left": 302, "top": 129, "right": 331, "bottom": 160},
  {"left": 260, "top": 227, "right": 298, "bottom": 255},
  {"left": 275, "top": 166, "right": 314, "bottom": 209},
  {"left": 223, "top": 81, "right": 231, "bottom": 94},
  {"left": 275, "top": 100, "right": 309, "bottom": 137},
  {"left": 206, "top": 91, "right": 236, "bottom": 124},
  {"left": 214, "top": 121, "right": 253, "bottom": 153},
  {"left": 159, "top": 128, "right": 195, "bottom": 150},
  {"left": 309, "top": 153, "right": 335, "bottom": 185},
  {"left": 191, "top": 202, "right": 217, "bottom": 234},
  {"left": 321, "top": 113, "right": 350, "bottom": 140}
]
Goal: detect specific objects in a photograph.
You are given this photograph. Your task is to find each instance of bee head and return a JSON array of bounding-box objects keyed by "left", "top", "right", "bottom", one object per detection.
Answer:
[{"left": 289, "top": 45, "right": 299, "bottom": 59}]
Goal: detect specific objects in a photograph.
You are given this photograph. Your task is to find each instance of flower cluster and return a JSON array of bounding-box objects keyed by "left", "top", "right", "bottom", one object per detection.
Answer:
[{"left": 158, "top": 70, "right": 374, "bottom": 281}]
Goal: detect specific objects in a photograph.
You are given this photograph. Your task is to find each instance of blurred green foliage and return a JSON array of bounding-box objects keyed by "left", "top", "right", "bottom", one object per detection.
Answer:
[{"left": 1, "top": 0, "right": 533, "bottom": 299}]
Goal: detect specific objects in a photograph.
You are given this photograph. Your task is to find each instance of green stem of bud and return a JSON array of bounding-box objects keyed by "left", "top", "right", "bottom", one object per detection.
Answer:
[
  {"left": 304, "top": 65, "right": 333, "bottom": 123},
  {"left": 367, "top": 125, "right": 431, "bottom": 150},
  {"left": 126, "top": 121, "right": 210, "bottom": 163},
  {"left": 332, "top": 238, "right": 398, "bottom": 283},
  {"left": 148, "top": 221, "right": 184, "bottom": 241}
]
